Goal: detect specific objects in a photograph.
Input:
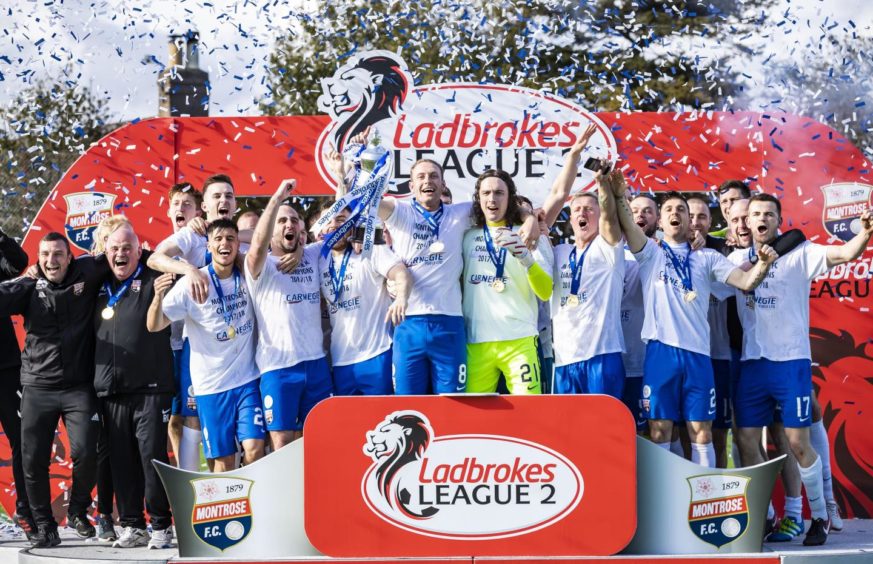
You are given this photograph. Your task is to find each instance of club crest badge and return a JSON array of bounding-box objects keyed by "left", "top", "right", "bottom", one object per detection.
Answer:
[
  {"left": 687, "top": 474, "right": 750, "bottom": 548},
  {"left": 191, "top": 477, "right": 253, "bottom": 551},
  {"left": 63, "top": 192, "right": 117, "bottom": 252},
  {"left": 821, "top": 182, "right": 872, "bottom": 242}
]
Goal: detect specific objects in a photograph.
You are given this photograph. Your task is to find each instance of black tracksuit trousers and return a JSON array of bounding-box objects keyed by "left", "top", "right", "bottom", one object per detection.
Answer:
[
  {"left": 0, "top": 368, "right": 29, "bottom": 516},
  {"left": 21, "top": 384, "right": 99, "bottom": 529},
  {"left": 102, "top": 393, "right": 173, "bottom": 530}
]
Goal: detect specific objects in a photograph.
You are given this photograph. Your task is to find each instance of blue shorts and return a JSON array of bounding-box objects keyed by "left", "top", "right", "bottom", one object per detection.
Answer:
[
  {"left": 711, "top": 358, "right": 735, "bottom": 430},
  {"left": 198, "top": 379, "right": 266, "bottom": 459},
  {"left": 621, "top": 376, "right": 647, "bottom": 431},
  {"left": 260, "top": 357, "right": 332, "bottom": 432},
  {"left": 642, "top": 340, "right": 715, "bottom": 423},
  {"left": 393, "top": 315, "right": 467, "bottom": 394},
  {"left": 735, "top": 358, "right": 813, "bottom": 429},
  {"left": 171, "top": 339, "right": 197, "bottom": 417},
  {"left": 333, "top": 349, "right": 394, "bottom": 396},
  {"left": 554, "top": 353, "right": 625, "bottom": 398}
]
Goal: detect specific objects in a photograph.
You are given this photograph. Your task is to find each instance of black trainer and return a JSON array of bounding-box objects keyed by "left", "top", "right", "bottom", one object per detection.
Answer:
[
  {"left": 67, "top": 514, "right": 96, "bottom": 538},
  {"left": 31, "top": 526, "right": 61, "bottom": 548},
  {"left": 13, "top": 513, "right": 38, "bottom": 542},
  {"left": 803, "top": 517, "right": 830, "bottom": 546}
]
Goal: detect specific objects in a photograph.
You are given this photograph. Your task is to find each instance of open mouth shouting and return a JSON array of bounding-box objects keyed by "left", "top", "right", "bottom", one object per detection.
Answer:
[
  {"left": 174, "top": 212, "right": 187, "bottom": 228},
  {"left": 217, "top": 205, "right": 231, "bottom": 218},
  {"left": 113, "top": 256, "right": 129, "bottom": 268}
]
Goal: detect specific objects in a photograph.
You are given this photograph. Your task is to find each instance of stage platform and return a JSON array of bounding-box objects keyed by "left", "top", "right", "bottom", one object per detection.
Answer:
[{"left": 0, "top": 520, "right": 869, "bottom": 564}]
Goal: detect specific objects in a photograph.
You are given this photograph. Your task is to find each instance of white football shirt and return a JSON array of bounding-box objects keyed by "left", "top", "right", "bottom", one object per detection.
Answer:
[
  {"left": 635, "top": 238, "right": 737, "bottom": 356},
  {"left": 551, "top": 236, "right": 625, "bottom": 366},
  {"left": 245, "top": 244, "right": 325, "bottom": 374},
  {"left": 384, "top": 200, "right": 472, "bottom": 316},
  {"left": 318, "top": 244, "right": 401, "bottom": 366},
  {"left": 727, "top": 242, "right": 829, "bottom": 361},
  {"left": 162, "top": 267, "right": 259, "bottom": 395},
  {"left": 621, "top": 249, "right": 645, "bottom": 377}
]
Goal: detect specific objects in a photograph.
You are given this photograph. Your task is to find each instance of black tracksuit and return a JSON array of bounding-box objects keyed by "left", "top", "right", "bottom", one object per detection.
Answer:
[
  {"left": 0, "top": 230, "right": 29, "bottom": 517},
  {"left": 94, "top": 263, "right": 174, "bottom": 531},
  {"left": 0, "top": 255, "right": 109, "bottom": 529}
]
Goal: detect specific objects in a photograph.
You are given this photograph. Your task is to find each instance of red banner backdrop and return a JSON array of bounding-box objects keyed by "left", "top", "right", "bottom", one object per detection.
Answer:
[{"left": 7, "top": 111, "right": 872, "bottom": 522}]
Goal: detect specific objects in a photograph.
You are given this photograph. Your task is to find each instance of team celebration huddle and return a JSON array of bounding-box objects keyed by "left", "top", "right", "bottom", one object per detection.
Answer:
[{"left": 0, "top": 123, "right": 871, "bottom": 550}]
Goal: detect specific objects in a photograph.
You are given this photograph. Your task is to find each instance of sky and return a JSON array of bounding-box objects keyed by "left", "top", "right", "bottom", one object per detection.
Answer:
[{"left": 0, "top": 0, "right": 871, "bottom": 122}]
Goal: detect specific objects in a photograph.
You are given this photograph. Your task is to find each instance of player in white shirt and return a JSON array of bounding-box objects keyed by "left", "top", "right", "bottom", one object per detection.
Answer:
[
  {"left": 325, "top": 131, "right": 539, "bottom": 395},
  {"left": 538, "top": 125, "right": 626, "bottom": 396},
  {"left": 149, "top": 219, "right": 265, "bottom": 472},
  {"left": 463, "top": 169, "right": 554, "bottom": 394},
  {"left": 318, "top": 206, "right": 412, "bottom": 395},
  {"left": 245, "top": 180, "right": 332, "bottom": 449},
  {"left": 163, "top": 183, "right": 202, "bottom": 472},
  {"left": 610, "top": 177, "right": 777, "bottom": 468},
  {"left": 728, "top": 193, "right": 872, "bottom": 546},
  {"left": 148, "top": 174, "right": 240, "bottom": 470},
  {"left": 621, "top": 193, "right": 660, "bottom": 431}
]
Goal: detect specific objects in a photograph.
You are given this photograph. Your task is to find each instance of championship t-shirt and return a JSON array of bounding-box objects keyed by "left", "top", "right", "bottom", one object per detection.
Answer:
[
  {"left": 384, "top": 200, "right": 472, "bottom": 316},
  {"left": 727, "top": 242, "right": 829, "bottom": 362},
  {"left": 245, "top": 244, "right": 325, "bottom": 374},
  {"left": 635, "top": 238, "right": 737, "bottom": 356},
  {"left": 621, "top": 249, "right": 645, "bottom": 377},
  {"left": 551, "top": 236, "right": 625, "bottom": 366},
  {"left": 318, "top": 244, "right": 401, "bottom": 367},
  {"left": 462, "top": 228, "right": 553, "bottom": 344},
  {"left": 162, "top": 266, "right": 259, "bottom": 395}
]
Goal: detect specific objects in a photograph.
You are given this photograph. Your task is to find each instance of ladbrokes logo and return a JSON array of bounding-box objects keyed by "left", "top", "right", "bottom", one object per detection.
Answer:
[
  {"left": 360, "top": 410, "right": 583, "bottom": 540},
  {"left": 315, "top": 51, "right": 616, "bottom": 204}
]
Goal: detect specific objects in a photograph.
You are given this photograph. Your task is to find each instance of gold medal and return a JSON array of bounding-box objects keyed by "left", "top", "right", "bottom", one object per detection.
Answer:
[
  {"left": 567, "top": 294, "right": 580, "bottom": 307},
  {"left": 491, "top": 279, "right": 505, "bottom": 293},
  {"left": 101, "top": 307, "right": 115, "bottom": 320},
  {"left": 684, "top": 290, "right": 697, "bottom": 303},
  {"left": 429, "top": 240, "right": 445, "bottom": 253},
  {"left": 226, "top": 325, "right": 236, "bottom": 340}
]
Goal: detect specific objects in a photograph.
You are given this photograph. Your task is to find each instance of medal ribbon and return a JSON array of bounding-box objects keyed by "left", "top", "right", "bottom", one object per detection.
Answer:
[
  {"left": 482, "top": 225, "right": 507, "bottom": 282},
  {"left": 102, "top": 264, "right": 142, "bottom": 310},
  {"left": 411, "top": 200, "right": 444, "bottom": 242},
  {"left": 659, "top": 240, "right": 693, "bottom": 294},
  {"left": 208, "top": 264, "right": 241, "bottom": 328},
  {"left": 328, "top": 245, "right": 353, "bottom": 304},
  {"left": 568, "top": 243, "right": 592, "bottom": 297}
]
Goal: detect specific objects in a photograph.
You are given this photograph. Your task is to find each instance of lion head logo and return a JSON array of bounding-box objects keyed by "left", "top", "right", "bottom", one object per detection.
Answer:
[
  {"left": 317, "top": 50, "right": 411, "bottom": 152},
  {"left": 363, "top": 410, "right": 438, "bottom": 518}
]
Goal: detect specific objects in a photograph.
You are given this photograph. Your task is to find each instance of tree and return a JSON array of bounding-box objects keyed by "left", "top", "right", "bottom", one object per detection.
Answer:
[
  {"left": 261, "top": 0, "right": 775, "bottom": 116},
  {"left": 0, "top": 77, "right": 112, "bottom": 235}
]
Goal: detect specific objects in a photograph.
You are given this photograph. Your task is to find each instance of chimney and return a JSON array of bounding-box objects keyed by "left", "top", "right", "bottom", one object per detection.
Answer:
[{"left": 158, "top": 30, "right": 210, "bottom": 117}]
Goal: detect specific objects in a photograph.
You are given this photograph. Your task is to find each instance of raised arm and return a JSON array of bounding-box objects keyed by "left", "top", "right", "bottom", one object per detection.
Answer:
[
  {"left": 826, "top": 210, "right": 872, "bottom": 268},
  {"left": 726, "top": 244, "right": 777, "bottom": 291},
  {"left": 246, "top": 179, "right": 297, "bottom": 280},
  {"left": 597, "top": 171, "right": 622, "bottom": 246},
  {"left": 541, "top": 123, "right": 598, "bottom": 228},
  {"left": 608, "top": 171, "right": 648, "bottom": 253}
]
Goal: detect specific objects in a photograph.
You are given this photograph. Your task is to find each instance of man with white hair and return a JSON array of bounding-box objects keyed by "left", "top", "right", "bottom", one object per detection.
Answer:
[{"left": 94, "top": 224, "right": 175, "bottom": 549}]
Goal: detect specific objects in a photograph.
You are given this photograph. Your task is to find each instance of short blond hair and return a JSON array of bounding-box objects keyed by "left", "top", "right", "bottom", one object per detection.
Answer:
[{"left": 91, "top": 215, "right": 133, "bottom": 255}]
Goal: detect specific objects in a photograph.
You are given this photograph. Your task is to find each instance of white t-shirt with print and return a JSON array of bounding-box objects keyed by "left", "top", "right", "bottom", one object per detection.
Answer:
[
  {"left": 162, "top": 267, "right": 259, "bottom": 395},
  {"left": 318, "top": 244, "right": 401, "bottom": 367},
  {"left": 384, "top": 200, "right": 472, "bottom": 317},
  {"left": 551, "top": 236, "right": 625, "bottom": 366},
  {"left": 245, "top": 244, "right": 325, "bottom": 374},
  {"left": 621, "top": 249, "right": 646, "bottom": 377},
  {"left": 635, "top": 238, "right": 737, "bottom": 356},
  {"left": 727, "top": 242, "right": 829, "bottom": 362}
]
